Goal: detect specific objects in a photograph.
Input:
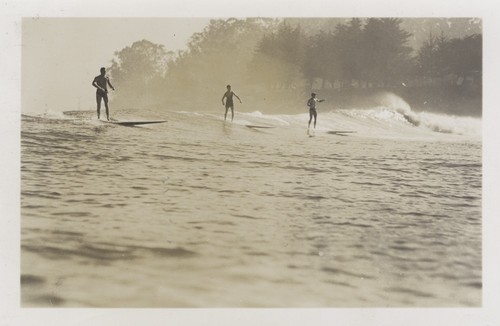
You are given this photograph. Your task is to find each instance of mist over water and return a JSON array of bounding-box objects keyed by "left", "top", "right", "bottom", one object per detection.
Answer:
[
  {"left": 27, "top": 91, "right": 481, "bottom": 139},
  {"left": 96, "top": 18, "right": 481, "bottom": 117}
]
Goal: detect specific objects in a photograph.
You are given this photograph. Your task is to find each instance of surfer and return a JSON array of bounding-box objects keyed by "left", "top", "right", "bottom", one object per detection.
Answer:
[
  {"left": 307, "top": 92, "right": 325, "bottom": 129},
  {"left": 221, "top": 85, "right": 242, "bottom": 121},
  {"left": 92, "top": 67, "right": 115, "bottom": 121}
]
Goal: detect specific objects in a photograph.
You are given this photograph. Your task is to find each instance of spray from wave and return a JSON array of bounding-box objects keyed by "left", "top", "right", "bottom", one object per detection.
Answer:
[
  {"left": 372, "top": 92, "right": 481, "bottom": 136},
  {"left": 23, "top": 93, "right": 481, "bottom": 139},
  {"left": 233, "top": 92, "right": 481, "bottom": 139}
]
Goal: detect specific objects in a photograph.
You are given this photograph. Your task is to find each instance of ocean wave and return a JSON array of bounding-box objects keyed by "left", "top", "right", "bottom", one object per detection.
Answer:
[
  {"left": 212, "top": 95, "right": 477, "bottom": 138},
  {"left": 23, "top": 96, "right": 482, "bottom": 139}
]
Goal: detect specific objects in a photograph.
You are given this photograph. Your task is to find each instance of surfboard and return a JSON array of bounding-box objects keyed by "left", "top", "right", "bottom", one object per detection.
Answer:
[
  {"left": 327, "top": 131, "right": 356, "bottom": 135},
  {"left": 245, "top": 125, "right": 275, "bottom": 129},
  {"left": 104, "top": 120, "right": 167, "bottom": 126}
]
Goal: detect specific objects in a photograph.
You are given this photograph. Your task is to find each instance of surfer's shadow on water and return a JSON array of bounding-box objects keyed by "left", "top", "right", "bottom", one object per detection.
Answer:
[
  {"left": 327, "top": 131, "right": 350, "bottom": 137},
  {"left": 306, "top": 129, "right": 357, "bottom": 137}
]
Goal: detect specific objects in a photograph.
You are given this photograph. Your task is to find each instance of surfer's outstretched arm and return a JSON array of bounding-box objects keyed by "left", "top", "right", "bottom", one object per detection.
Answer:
[
  {"left": 107, "top": 78, "right": 115, "bottom": 91},
  {"left": 234, "top": 92, "right": 242, "bottom": 103}
]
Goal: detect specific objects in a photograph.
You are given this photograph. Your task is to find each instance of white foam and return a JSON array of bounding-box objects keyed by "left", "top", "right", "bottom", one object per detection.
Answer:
[{"left": 168, "top": 107, "right": 482, "bottom": 139}]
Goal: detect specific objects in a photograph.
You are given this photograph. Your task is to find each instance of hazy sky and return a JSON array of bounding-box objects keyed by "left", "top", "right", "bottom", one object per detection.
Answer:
[{"left": 22, "top": 18, "right": 210, "bottom": 113}]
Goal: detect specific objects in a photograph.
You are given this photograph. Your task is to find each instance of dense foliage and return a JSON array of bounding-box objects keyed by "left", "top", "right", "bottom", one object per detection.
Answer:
[{"left": 107, "top": 18, "right": 482, "bottom": 112}]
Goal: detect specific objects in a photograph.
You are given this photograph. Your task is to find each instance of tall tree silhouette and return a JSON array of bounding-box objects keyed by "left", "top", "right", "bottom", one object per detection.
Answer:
[
  {"left": 302, "top": 30, "right": 335, "bottom": 88},
  {"left": 333, "top": 18, "right": 364, "bottom": 88},
  {"left": 416, "top": 32, "right": 482, "bottom": 84},
  {"left": 108, "top": 40, "right": 168, "bottom": 107},
  {"left": 362, "top": 18, "right": 413, "bottom": 87},
  {"left": 251, "top": 22, "right": 307, "bottom": 89},
  {"left": 164, "top": 18, "right": 279, "bottom": 104}
]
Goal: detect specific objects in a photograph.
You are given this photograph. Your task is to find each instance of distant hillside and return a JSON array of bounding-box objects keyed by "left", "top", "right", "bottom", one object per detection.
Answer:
[
  {"left": 401, "top": 18, "right": 482, "bottom": 52},
  {"left": 284, "top": 18, "right": 482, "bottom": 52}
]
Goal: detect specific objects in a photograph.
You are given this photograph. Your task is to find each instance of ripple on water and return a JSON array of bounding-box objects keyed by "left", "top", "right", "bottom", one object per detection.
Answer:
[
  {"left": 321, "top": 267, "right": 375, "bottom": 280},
  {"left": 22, "top": 243, "right": 197, "bottom": 263},
  {"left": 21, "top": 274, "right": 46, "bottom": 286},
  {"left": 384, "top": 286, "right": 435, "bottom": 299},
  {"left": 31, "top": 295, "right": 65, "bottom": 306}
]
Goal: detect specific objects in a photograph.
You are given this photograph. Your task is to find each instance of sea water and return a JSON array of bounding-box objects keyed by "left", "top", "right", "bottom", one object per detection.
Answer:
[{"left": 20, "top": 105, "right": 482, "bottom": 307}]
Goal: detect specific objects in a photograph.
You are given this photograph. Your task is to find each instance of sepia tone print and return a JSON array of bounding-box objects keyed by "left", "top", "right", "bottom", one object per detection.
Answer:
[{"left": 21, "top": 18, "right": 481, "bottom": 307}]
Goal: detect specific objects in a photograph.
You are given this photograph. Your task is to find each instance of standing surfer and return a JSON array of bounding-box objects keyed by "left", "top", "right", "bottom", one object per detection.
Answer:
[
  {"left": 221, "top": 85, "right": 242, "bottom": 121},
  {"left": 307, "top": 92, "right": 325, "bottom": 129},
  {"left": 92, "top": 67, "right": 115, "bottom": 121}
]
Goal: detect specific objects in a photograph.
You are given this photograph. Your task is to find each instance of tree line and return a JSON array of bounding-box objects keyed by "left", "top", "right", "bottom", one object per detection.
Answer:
[{"left": 108, "top": 18, "right": 482, "bottom": 112}]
